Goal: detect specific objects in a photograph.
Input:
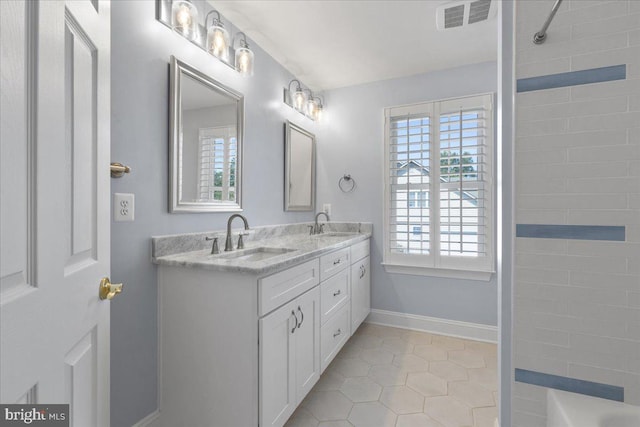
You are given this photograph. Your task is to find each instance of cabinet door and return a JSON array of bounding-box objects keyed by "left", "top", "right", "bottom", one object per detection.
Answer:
[
  {"left": 351, "top": 256, "right": 371, "bottom": 335},
  {"left": 259, "top": 300, "right": 297, "bottom": 427},
  {"left": 293, "top": 286, "right": 321, "bottom": 403}
]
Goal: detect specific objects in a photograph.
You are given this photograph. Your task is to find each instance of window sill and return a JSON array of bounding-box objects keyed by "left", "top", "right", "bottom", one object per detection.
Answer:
[{"left": 382, "top": 263, "right": 494, "bottom": 281}]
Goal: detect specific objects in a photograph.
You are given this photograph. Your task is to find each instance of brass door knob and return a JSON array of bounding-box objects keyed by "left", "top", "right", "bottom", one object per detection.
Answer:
[{"left": 99, "top": 277, "right": 123, "bottom": 300}]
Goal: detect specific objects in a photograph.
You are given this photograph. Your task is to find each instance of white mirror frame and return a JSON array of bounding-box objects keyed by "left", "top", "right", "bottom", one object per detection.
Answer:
[
  {"left": 169, "top": 56, "right": 244, "bottom": 213},
  {"left": 284, "top": 121, "right": 316, "bottom": 212}
]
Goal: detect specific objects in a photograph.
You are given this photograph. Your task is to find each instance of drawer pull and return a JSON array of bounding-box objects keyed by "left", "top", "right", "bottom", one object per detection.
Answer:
[
  {"left": 333, "top": 329, "right": 342, "bottom": 338},
  {"left": 297, "top": 306, "right": 304, "bottom": 328},
  {"left": 359, "top": 264, "right": 365, "bottom": 279},
  {"left": 291, "top": 310, "right": 298, "bottom": 334},
  {"left": 333, "top": 289, "right": 341, "bottom": 297},
  {"left": 333, "top": 259, "right": 342, "bottom": 266}
]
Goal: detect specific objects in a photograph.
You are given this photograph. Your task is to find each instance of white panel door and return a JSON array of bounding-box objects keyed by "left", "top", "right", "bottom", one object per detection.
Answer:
[
  {"left": 259, "top": 300, "right": 297, "bottom": 427},
  {"left": 294, "top": 287, "right": 320, "bottom": 404},
  {"left": 351, "top": 256, "right": 371, "bottom": 334},
  {"left": 0, "top": 1, "right": 111, "bottom": 425}
]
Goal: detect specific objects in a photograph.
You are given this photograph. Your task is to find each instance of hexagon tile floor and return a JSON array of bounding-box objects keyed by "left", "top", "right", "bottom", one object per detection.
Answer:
[{"left": 284, "top": 323, "right": 498, "bottom": 427}]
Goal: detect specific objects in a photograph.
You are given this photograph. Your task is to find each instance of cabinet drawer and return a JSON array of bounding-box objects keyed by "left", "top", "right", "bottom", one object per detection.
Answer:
[
  {"left": 320, "top": 303, "right": 350, "bottom": 373},
  {"left": 259, "top": 259, "right": 320, "bottom": 316},
  {"left": 320, "top": 268, "right": 349, "bottom": 324},
  {"left": 350, "top": 239, "right": 369, "bottom": 264},
  {"left": 319, "top": 247, "right": 350, "bottom": 280}
]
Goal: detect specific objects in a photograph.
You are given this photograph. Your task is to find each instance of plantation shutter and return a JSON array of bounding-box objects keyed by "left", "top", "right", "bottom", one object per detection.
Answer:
[
  {"left": 386, "top": 102, "right": 433, "bottom": 262},
  {"left": 198, "top": 126, "right": 237, "bottom": 201},
  {"left": 438, "top": 99, "right": 490, "bottom": 258}
]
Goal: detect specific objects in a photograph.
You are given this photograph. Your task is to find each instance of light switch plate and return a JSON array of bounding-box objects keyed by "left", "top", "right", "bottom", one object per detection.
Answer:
[
  {"left": 114, "top": 193, "right": 135, "bottom": 222},
  {"left": 322, "top": 203, "right": 332, "bottom": 216}
]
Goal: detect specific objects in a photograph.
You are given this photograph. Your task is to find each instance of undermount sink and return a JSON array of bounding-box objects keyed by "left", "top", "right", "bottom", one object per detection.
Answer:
[{"left": 217, "top": 247, "right": 296, "bottom": 262}]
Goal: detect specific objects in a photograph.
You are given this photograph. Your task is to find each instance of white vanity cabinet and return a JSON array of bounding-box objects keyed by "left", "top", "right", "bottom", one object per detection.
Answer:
[
  {"left": 350, "top": 239, "right": 371, "bottom": 335},
  {"left": 154, "top": 235, "right": 370, "bottom": 427},
  {"left": 259, "top": 262, "right": 321, "bottom": 427}
]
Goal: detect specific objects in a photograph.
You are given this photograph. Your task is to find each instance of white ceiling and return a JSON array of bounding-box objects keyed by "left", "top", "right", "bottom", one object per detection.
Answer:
[{"left": 212, "top": 0, "right": 498, "bottom": 91}]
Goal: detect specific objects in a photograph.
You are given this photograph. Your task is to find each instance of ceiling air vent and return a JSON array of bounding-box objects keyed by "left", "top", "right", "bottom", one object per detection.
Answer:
[{"left": 436, "top": 0, "right": 497, "bottom": 30}]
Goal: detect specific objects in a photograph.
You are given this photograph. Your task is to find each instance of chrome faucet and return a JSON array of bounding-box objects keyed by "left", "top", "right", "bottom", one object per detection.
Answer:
[
  {"left": 313, "top": 212, "right": 330, "bottom": 235},
  {"left": 225, "top": 214, "right": 250, "bottom": 251}
]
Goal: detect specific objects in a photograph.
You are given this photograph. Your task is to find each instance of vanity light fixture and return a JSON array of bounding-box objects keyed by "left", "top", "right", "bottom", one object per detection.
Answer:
[
  {"left": 161, "top": 1, "right": 255, "bottom": 77},
  {"left": 205, "top": 9, "right": 230, "bottom": 61},
  {"left": 233, "top": 32, "right": 254, "bottom": 77},
  {"left": 283, "top": 80, "right": 325, "bottom": 121},
  {"left": 171, "top": 0, "right": 199, "bottom": 41}
]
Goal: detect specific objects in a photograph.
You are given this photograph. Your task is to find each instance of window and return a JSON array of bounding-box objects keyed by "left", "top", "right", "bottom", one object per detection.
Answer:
[
  {"left": 383, "top": 93, "right": 494, "bottom": 280},
  {"left": 198, "top": 126, "right": 237, "bottom": 202}
]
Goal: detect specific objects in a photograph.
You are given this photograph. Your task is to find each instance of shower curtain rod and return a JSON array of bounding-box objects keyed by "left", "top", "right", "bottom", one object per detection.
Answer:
[{"left": 533, "top": 0, "right": 564, "bottom": 44}]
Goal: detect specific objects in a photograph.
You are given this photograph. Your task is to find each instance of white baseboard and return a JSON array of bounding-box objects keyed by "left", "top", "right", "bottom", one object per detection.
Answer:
[
  {"left": 366, "top": 309, "right": 498, "bottom": 343},
  {"left": 131, "top": 409, "right": 160, "bottom": 427}
]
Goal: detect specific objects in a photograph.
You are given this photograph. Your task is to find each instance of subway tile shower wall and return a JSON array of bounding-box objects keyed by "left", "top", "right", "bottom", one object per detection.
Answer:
[{"left": 514, "top": 1, "right": 640, "bottom": 426}]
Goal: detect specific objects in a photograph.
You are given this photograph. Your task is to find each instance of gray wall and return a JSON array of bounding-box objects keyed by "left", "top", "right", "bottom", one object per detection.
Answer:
[
  {"left": 110, "top": 2, "right": 317, "bottom": 426},
  {"left": 317, "top": 62, "right": 499, "bottom": 326}
]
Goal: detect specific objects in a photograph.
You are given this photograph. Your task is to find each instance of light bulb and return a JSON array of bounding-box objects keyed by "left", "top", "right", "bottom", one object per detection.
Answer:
[
  {"left": 175, "top": 6, "right": 192, "bottom": 27},
  {"left": 207, "top": 24, "right": 229, "bottom": 61}
]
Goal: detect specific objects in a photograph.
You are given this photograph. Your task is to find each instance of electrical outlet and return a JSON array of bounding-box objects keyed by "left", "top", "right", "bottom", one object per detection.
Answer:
[
  {"left": 114, "top": 193, "right": 135, "bottom": 222},
  {"left": 322, "top": 203, "right": 331, "bottom": 216}
]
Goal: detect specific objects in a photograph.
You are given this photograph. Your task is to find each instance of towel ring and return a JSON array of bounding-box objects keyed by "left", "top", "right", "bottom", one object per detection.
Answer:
[{"left": 338, "top": 174, "right": 356, "bottom": 193}]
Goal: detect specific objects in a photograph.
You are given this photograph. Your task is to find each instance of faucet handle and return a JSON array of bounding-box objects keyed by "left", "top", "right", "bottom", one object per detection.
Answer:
[
  {"left": 237, "top": 232, "right": 250, "bottom": 249},
  {"left": 319, "top": 224, "right": 325, "bottom": 234},
  {"left": 205, "top": 236, "right": 219, "bottom": 254},
  {"left": 308, "top": 225, "right": 315, "bottom": 235}
]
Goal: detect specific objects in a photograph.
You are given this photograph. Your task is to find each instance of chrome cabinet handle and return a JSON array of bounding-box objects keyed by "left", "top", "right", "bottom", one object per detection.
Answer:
[
  {"left": 359, "top": 264, "right": 364, "bottom": 279},
  {"left": 333, "top": 289, "right": 341, "bottom": 297},
  {"left": 297, "top": 306, "right": 304, "bottom": 328},
  {"left": 333, "top": 258, "right": 341, "bottom": 265},
  {"left": 291, "top": 310, "right": 298, "bottom": 334},
  {"left": 333, "top": 329, "right": 342, "bottom": 338}
]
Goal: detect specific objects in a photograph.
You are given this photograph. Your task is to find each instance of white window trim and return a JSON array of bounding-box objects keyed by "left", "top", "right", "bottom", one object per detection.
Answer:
[{"left": 382, "top": 93, "right": 495, "bottom": 281}]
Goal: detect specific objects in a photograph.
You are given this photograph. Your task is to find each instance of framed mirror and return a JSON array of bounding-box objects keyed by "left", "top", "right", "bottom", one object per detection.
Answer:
[
  {"left": 169, "top": 56, "right": 243, "bottom": 212},
  {"left": 284, "top": 121, "right": 315, "bottom": 211}
]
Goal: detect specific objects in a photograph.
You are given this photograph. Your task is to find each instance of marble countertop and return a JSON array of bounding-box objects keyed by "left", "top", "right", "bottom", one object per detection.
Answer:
[{"left": 152, "top": 222, "right": 372, "bottom": 275}]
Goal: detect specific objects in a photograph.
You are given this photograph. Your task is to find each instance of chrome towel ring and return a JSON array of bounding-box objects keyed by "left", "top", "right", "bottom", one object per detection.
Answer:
[{"left": 338, "top": 174, "right": 356, "bottom": 193}]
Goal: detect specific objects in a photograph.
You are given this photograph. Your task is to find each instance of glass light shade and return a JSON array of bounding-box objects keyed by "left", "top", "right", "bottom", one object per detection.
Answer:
[
  {"left": 171, "top": 0, "right": 199, "bottom": 41},
  {"left": 314, "top": 104, "right": 323, "bottom": 121},
  {"left": 235, "top": 46, "right": 254, "bottom": 77},
  {"left": 306, "top": 98, "right": 318, "bottom": 117},
  {"left": 207, "top": 24, "right": 230, "bottom": 61},
  {"left": 291, "top": 89, "right": 307, "bottom": 112}
]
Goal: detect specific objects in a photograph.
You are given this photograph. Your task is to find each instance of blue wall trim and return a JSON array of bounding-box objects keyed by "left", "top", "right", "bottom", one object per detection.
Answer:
[
  {"left": 516, "top": 65, "right": 626, "bottom": 92},
  {"left": 516, "top": 224, "right": 625, "bottom": 241},
  {"left": 515, "top": 369, "right": 624, "bottom": 402}
]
